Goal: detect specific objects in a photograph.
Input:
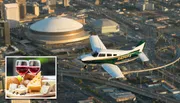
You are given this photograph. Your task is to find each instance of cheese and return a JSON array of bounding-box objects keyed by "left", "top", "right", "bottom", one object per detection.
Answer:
[
  {"left": 9, "top": 83, "right": 18, "bottom": 92},
  {"left": 27, "top": 71, "right": 42, "bottom": 92},
  {"left": 14, "top": 88, "right": 28, "bottom": 95},
  {"left": 14, "top": 85, "right": 28, "bottom": 95},
  {"left": 42, "top": 80, "right": 55, "bottom": 92},
  {"left": 40, "top": 85, "right": 50, "bottom": 95},
  {"left": 42, "top": 80, "right": 55, "bottom": 87}
]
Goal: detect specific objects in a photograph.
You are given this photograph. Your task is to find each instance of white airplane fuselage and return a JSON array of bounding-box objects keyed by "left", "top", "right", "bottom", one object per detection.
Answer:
[{"left": 80, "top": 49, "right": 141, "bottom": 64}]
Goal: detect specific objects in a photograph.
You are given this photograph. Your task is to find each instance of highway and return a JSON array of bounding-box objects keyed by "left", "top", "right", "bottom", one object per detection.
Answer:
[
  {"left": 124, "top": 47, "right": 180, "bottom": 74},
  {"left": 61, "top": 73, "right": 179, "bottom": 103},
  {"left": 124, "top": 56, "right": 180, "bottom": 74},
  {"left": 158, "top": 69, "right": 180, "bottom": 84}
]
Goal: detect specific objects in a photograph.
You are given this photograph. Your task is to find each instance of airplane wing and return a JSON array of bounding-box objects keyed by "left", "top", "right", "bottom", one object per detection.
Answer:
[
  {"left": 90, "top": 35, "right": 107, "bottom": 52},
  {"left": 102, "top": 64, "right": 125, "bottom": 78},
  {"left": 138, "top": 52, "right": 149, "bottom": 62}
]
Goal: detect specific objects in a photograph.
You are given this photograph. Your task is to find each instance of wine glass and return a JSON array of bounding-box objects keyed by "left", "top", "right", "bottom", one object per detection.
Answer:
[
  {"left": 15, "top": 60, "right": 29, "bottom": 77},
  {"left": 29, "top": 60, "right": 41, "bottom": 75}
]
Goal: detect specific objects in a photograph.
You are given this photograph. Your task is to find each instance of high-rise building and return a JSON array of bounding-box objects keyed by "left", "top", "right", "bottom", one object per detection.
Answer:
[
  {"left": 0, "top": 21, "right": 11, "bottom": 45},
  {"left": 0, "top": 1, "right": 5, "bottom": 20},
  {"left": 16, "top": 0, "right": 26, "bottom": 19},
  {"left": 5, "top": 3, "right": 20, "bottom": 28},
  {"left": 27, "top": 3, "right": 39, "bottom": 16},
  {"left": 63, "top": 0, "right": 70, "bottom": 7},
  {"left": 34, "top": 4, "right": 39, "bottom": 16},
  {"left": 136, "top": 0, "right": 154, "bottom": 11},
  {"left": 19, "top": 4, "right": 26, "bottom": 19}
]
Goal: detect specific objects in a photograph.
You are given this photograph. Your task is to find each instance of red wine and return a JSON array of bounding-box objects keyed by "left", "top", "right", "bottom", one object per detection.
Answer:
[
  {"left": 29, "top": 66, "right": 40, "bottom": 74},
  {"left": 16, "top": 66, "right": 29, "bottom": 76}
]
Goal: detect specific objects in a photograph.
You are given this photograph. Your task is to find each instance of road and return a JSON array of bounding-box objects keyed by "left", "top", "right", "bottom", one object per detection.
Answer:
[
  {"left": 158, "top": 69, "right": 180, "bottom": 84},
  {"left": 61, "top": 73, "right": 179, "bottom": 103}
]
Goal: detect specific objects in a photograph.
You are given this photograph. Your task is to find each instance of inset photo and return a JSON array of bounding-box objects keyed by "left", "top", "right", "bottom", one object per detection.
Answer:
[{"left": 5, "top": 56, "right": 57, "bottom": 99}]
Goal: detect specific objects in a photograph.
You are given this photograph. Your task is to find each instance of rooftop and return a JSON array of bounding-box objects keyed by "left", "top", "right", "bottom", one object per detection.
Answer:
[
  {"left": 30, "top": 16, "right": 83, "bottom": 33},
  {"left": 92, "top": 19, "right": 119, "bottom": 27}
]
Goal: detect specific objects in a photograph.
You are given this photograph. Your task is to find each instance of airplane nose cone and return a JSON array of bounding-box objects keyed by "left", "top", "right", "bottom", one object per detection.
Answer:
[{"left": 78, "top": 54, "right": 91, "bottom": 62}]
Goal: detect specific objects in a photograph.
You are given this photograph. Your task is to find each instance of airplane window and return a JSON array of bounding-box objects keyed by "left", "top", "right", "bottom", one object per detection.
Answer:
[
  {"left": 113, "top": 54, "right": 117, "bottom": 56},
  {"left": 107, "top": 54, "right": 112, "bottom": 56},
  {"left": 99, "top": 54, "right": 105, "bottom": 57},
  {"left": 92, "top": 51, "right": 98, "bottom": 57}
]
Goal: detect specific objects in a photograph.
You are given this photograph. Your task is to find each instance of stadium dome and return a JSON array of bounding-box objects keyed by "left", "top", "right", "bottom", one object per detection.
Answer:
[{"left": 27, "top": 17, "right": 89, "bottom": 44}]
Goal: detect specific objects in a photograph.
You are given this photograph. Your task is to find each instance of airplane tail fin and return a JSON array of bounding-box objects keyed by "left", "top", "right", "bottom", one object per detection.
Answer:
[{"left": 133, "top": 41, "right": 145, "bottom": 52}]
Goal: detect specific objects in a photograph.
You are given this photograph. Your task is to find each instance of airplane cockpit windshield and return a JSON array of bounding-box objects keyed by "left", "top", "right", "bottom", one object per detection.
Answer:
[{"left": 92, "top": 51, "right": 98, "bottom": 57}]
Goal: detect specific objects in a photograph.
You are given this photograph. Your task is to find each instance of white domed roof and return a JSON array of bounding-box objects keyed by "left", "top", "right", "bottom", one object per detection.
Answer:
[{"left": 30, "top": 17, "right": 83, "bottom": 33}]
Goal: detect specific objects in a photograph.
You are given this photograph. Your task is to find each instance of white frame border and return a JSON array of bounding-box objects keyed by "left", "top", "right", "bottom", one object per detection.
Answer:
[{"left": 5, "top": 56, "right": 57, "bottom": 100}]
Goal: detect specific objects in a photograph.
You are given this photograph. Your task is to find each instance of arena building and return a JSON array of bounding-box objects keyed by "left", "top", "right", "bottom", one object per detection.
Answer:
[
  {"left": 91, "top": 19, "right": 119, "bottom": 34},
  {"left": 26, "top": 16, "right": 89, "bottom": 45}
]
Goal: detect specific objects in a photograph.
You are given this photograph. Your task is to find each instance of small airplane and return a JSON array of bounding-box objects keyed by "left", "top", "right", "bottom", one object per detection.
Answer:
[{"left": 79, "top": 35, "right": 149, "bottom": 79}]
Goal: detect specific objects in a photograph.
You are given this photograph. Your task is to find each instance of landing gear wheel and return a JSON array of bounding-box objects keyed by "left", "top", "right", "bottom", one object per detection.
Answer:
[{"left": 83, "top": 65, "right": 88, "bottom": 69}]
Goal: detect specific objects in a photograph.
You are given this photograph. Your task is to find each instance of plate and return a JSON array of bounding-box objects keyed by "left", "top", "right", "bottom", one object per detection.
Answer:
[
  {"left": 42, "top": 76, "right": 56, "bottom": 80},
  {"left": 6, "top": 76, "right": 56, "bottom": 99},
  {"left": 6, "top": 90, "right": 55, "bottom": 97}
]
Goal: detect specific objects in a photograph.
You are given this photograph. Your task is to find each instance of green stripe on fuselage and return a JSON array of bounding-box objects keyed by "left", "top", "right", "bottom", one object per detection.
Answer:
[{"left": 83, "top": 50, "right": 141, "bottom": 64}]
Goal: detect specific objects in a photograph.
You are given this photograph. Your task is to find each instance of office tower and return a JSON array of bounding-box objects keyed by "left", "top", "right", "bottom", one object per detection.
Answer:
[
  {"left": 0, "top": 21, "right": 11, "bottom": 45},
  {"left": 4, "top": 3, "right": 20, "bottom": 28},
  {"left": 27, "top": 3, "right": 39, "bottom": 16},
  {"left": 0, "top": 1, "right": 5, "bottom": 20},
  {"left": 34, "top": 4, "right": 39, "bottom": 16},
  {"left": 16, "top": 0, "right": 26, "bottom": 19},
  {"left": 136, "top": 0, "right": 154, "bottom": 11},
  {"left": 63, "top": 0, "right": 70, "bottom": 7}
]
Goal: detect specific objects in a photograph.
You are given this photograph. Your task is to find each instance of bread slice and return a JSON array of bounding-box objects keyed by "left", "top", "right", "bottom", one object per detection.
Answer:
[{"left": 27, "top": 71, "right": 42, "bottom": 92}]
